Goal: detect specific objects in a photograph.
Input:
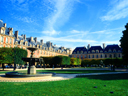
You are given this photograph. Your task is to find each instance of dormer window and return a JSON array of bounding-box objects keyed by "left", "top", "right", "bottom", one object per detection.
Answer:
[
  {"left": 77, "top": 51, "right": 79, "bottom": 54},
  {"left": 84, "top": 51, "right": 87, "bottom": 54},
  {"left": 108, "top": 49, "right": 112, "bottom": 52},
  {"left": 100, "top": 50, "right": 103, "bottom": 53},
  {"left": 88, "top": 51, "right": 90, "bottom": 53},
  {"left": 26, "top": 42, "right": 28, "bottom": 46},
  {"left": 9, "top": 32, "right": 12, "bottom": 36},
  {"left": 81, "top": 51, "right": 83, "bottom": 54},
  {"left": 1, "top": 29, "right": 4, "bottom": 34},
  {"left": 96, "top": 50, "right": 99, "bottom": 53},
  {"left": 113, "top": 49, "right": 116, "bottom": 52},
  {"left": 92, "top": 50, "right": 95, "bottom": 53}
]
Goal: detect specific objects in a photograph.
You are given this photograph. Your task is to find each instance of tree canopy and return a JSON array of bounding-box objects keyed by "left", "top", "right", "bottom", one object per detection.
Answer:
[{"left": 120, "top": 23, "right": 128, "bottom": 61}]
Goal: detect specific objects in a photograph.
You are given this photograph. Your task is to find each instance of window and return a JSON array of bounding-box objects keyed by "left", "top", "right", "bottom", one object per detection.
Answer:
[
  {"left": 88, "top": 51, "right": 90, "bottom": 53},
  {"left": 81, "top": 55, "right": 83, "bottom": 59},
  {"left": 92, "top": 50, "right": 95, "bottom": 53},
  {"left": 92, "top": 55, "right": 94, "bottom": 58},
  {"left": 84, "top": 51, "right": 87, "bottom": 54},
  {"left": 100, "top": 55, "right": 102, "bottom": 58},
  {"left": 109, "top": 54, "right": 112, "bottom": 58},
  {"left": 1, "top": 36, "right": 3, "bottom": 42},
  {"left": 89, "top": 55, "right": 90, "bottom": 58},
  {"left": 10, "top": 38, "right": 12, "bottom": 44},
  {"left": 113, "top": 49, "right": 116, "bottom": 52},
  {"left": 1, "top": 29, "right": 4, "bottom": 34},
  {"left": 81, "top": 51, "right": 83, "bottom": 54},
  {"left": 96, "top": 50, "right": 99, "bottom": 53},
  {"left": 114, "top": 54, "right": 116, "bottom": 58},
  {"left": 6, "top": 37, "right": 8, "bottom": 43},
  {"left": 77, "top": 51, "right": 79, "bottom": 54},
  {"left": 84, "top": 55, "right": 86, "bottom": 58},
  {"left": 100, "top": 50, "right": 103, "bottom": 53},
  {"left": 108, "top": 49, "right": 112, "bottom": 52},
  {"left": 105, "top": 54, "right": 107, "bottom": 58},
  {"left": 20, "top": 42, "right": 23, "bottom": 45},
  {"left": 96, "top": 55, "right": 98, "bottom": 58},
  {"left": 74, "top": 55, "right": 75, "bottom": 58},
  {"left": 118, "top": 54, "right": 120, "bottom": 58}
]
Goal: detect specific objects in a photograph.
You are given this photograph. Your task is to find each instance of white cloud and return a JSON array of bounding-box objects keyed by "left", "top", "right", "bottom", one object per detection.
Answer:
[
  {"left": 38, "top": 36, "right": 97, "bottom": 43},
  {"left": 101, "top": 0, "right": 128, "bottom": 21},
  {"left": 14, "top": 16, "right": 34, "bottom": 23},
  {"left": 43, "top": 0, "right": 79, "bottom": 35}
]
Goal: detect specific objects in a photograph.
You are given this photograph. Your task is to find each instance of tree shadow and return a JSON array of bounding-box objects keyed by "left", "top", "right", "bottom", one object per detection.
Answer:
[{"left": 76, "top": 73, "right": 128, "bottom": 80}]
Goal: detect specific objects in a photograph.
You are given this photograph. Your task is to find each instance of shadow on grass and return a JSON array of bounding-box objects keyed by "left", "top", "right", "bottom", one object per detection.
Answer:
[
  {"left": 76, "top": 73, "right": 128, "bottom": 80},
  {"left": 38, "top": 70, "right": 115, "bottom": 74}
]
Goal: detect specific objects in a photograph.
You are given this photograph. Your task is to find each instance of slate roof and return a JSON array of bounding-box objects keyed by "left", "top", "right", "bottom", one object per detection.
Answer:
[
  {"left": 72, "top": 47, "right": 87, "bottom": 54},
  {"left": 88, "top": 46, "right": 103, "bottom": 53},
  {"left": 104, "top": 45, "right": 122, "bottom": 52}
]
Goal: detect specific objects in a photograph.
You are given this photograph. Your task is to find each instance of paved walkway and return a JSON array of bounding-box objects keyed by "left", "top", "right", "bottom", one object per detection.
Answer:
[{"left": 0, "top": 71, "right": 128, "bottom": 82}]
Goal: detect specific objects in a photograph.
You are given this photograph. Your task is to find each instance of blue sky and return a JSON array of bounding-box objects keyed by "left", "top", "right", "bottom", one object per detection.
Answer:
[{"left": 0, "top": 0, "right": 128, "bottom": 50}]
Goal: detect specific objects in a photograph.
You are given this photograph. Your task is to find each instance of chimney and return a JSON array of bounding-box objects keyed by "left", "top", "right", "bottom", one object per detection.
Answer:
[
  {"left": 103, "top": 43, "right": 105, "bottom": 49},
  {"left": 87, "top": 44, "right": 90, "bottom": 49},
  {"left": 24, "top": 34, "right": 26, "bottom": 40},
  {"left": 34, "top": 37, "right": 37, "bottom": 43},
  {"left": 4, "top": 23, "right": 6, "bottom": 27},
  {"left": 15, "top": 31, "right": 18, "bottom": 39},
  {"left": 40, "top": 39, "right": 43, "bottom": 45},
  {"left": 30, "top": 37, "right": 33, "bottom": 42}
]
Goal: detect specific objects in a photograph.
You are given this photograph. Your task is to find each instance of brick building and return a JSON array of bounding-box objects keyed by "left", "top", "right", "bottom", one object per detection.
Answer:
[{"left": 0, "top": 20, "right": 72, "bottom": 58}]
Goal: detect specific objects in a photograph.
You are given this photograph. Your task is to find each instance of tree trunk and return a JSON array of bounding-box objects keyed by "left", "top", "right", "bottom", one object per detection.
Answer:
[
  {"left": 13, "top": 63, "right": 16, "bottom": 71},
  {"left": 2, "top": 63, "right": 4, "bottom": 71}
]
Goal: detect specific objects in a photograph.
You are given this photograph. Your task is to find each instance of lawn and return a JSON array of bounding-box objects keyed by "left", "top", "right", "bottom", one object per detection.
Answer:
[{"left": 0, "top": 73, "right": 128, "bottom": 96}]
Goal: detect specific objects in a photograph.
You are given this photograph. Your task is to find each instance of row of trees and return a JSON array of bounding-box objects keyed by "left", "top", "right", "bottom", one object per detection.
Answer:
[
  {"left": 0, "top": 47, "right": 27, "bottom": 70},
  {"left": 40, "top": 56, "right": 81, "bottom": 67},
  {"left": 81, "top": 58, "right": 126, "bottom": 68}
]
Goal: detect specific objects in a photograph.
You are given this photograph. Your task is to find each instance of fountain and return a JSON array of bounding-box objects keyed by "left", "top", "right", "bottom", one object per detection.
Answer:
[{"left": 5, "top": 47, "right": 55, "bottom": 77}]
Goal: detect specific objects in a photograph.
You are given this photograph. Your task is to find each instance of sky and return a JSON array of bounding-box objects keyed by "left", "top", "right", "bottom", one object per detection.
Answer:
[{"left": 0, "top": 0, "right": 128, "bottom": 50}]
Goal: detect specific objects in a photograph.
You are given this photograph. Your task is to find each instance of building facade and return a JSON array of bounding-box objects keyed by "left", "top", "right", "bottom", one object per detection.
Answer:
[
  {"left": 0, "top": 20, "right": 72, "bottom": 58},
  {"left": 71, "top": 44, "right": 122, "bottom": 60}
]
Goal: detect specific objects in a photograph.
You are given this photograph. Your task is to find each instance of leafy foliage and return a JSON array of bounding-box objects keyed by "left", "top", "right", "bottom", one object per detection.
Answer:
[
  {"left": 120, "top": 23, "right": 128, "bottom": 61},
  {"left": 0, "top": 47, "right": 27, "bottom": 65},
  {"left": 13, "top": 47, "right": 27, "bottom": 65}
]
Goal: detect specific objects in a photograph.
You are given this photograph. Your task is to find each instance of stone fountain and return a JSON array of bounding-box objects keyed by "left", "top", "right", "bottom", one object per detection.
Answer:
[{"left": 5, "top": 47, "right": 55, "bottom": 77}]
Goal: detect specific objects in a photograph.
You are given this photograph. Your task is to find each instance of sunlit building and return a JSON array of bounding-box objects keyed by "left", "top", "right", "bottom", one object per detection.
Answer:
[
  {"left": 0, "top": 20, "right": 72, "bottom": 58},
  {"left": 71, "top": 44, "right": 122, "bottom": 60}
]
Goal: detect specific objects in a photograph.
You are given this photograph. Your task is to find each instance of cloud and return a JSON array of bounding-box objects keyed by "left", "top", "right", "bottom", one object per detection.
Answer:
[
  {"left": 101, "top": 0, "right": 128, "bottom": 21},
  {"left": 43, "top": 0, "right": 79, "bottom": 35},
  {"left": 38, "top": 36, "right": 97, "bottom": 43},
  {"left": 14, "top": 16, "right": 34, "bottom": 23}
]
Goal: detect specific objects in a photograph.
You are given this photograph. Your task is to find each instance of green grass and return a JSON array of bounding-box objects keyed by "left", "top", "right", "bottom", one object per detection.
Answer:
[{"left": 0, "top": 73, "right": 128, "bottom": 96}]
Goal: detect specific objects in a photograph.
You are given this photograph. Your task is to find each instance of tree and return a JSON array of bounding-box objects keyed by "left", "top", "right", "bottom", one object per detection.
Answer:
[
  {"left": 13, "top": 48, "right": 27, "bottom": 70},
  {"left": 0, "top": 47, "right": 14, "bottom": 70},
  {"left": 120, "top": 23, "right": 128, "bottom": 62}
]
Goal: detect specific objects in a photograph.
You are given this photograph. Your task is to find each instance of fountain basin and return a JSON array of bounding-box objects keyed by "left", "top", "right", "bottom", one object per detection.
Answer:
[{"left": 5, "top": 72, "right": 56, "bottom": 77}]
